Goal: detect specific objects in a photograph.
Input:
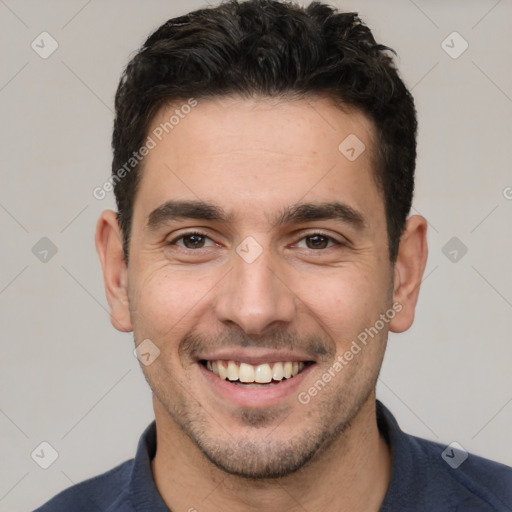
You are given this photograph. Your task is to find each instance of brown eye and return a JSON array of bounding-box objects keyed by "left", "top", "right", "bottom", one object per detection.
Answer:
[
  {"left": 305, "top": 234, "right": 330, "bottom": 249},
  {"left": 170, "top": 232, "right": 215, "bottom": 249},
  {"left": 182, "top": 234, "right": 206, "bottom": 248}
]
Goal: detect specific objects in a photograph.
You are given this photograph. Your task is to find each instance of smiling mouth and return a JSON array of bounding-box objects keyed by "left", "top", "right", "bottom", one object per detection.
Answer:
[{"left": 200, "top": 360, "right": 312, "bottom": 387}]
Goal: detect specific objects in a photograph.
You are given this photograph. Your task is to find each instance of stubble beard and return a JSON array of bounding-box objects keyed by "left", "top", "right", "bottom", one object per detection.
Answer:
[
  {"left": 135, "top": 319, "right": 386, "bottom": 480},
  {"left": 149, "top": 365, "right": 376, "bottom": 480}
]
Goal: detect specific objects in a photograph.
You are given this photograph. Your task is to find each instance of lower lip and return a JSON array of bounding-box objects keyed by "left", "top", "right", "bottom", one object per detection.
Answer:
[{"left": 198, "top": 362, "right": 315, "bottom": 408}]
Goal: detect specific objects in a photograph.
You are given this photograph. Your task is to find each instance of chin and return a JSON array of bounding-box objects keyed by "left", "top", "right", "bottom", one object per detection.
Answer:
[{"left": 197, "top": 436, "right": 321, "bottom": 479}]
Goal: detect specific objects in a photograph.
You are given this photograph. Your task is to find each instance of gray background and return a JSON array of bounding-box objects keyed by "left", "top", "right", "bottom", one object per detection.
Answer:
[{"left": 1, "top": 0, "right": 511, "bottom": 510}]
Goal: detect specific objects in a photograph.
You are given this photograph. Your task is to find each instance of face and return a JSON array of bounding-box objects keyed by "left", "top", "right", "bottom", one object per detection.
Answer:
[{"left": 115, "top": 96, "right": 399, "bottom": 478}]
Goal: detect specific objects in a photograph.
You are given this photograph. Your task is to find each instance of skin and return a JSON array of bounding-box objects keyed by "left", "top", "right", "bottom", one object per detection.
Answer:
[{"left": 96, "top": 95, "right": 428, "bottom": 512}]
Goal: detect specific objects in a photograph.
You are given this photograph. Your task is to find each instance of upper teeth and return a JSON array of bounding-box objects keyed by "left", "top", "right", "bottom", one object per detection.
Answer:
[{"left": 205, "top": 360, "right": 305, "bottom": 383}]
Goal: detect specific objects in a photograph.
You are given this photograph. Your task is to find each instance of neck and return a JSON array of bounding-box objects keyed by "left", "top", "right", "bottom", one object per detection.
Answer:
[{"left": 151, "top": 393, "right": 391, "bottom": 512}]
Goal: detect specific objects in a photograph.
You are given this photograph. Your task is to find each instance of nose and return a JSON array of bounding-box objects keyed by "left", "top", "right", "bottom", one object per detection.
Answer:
[{"left": 214, "top": 244, "right": 296, "bottom": 335}]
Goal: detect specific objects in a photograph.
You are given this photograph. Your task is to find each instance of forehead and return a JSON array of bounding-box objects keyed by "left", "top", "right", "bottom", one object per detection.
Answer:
[{"left": 133, "top": 95, "right": 383, "bottom": 228}]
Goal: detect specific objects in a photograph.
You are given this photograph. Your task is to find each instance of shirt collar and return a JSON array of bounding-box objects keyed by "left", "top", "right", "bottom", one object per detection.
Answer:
[
  {"left": 128, "top": 421, "right": 170, "bottom": 511},
  {"left": 376, "top": 399, "right": 416, "bottom": 511}
]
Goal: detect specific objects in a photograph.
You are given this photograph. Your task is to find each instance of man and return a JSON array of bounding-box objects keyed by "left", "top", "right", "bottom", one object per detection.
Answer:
[{"left": 35, "top": 1, "right": 512, "bottom": 511}]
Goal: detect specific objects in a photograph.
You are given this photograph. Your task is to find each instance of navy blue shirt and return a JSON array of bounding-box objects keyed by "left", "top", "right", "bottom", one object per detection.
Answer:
[{"left": 34, "top": 401, "right": 512, "bottom": 511}]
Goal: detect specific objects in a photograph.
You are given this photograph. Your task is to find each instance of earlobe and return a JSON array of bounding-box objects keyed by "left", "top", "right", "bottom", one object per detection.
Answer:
[
  {"left": 95, "top": 210, "right": 133, "bottom": 332},
  {"left": 389, "top": 215, "right": 428, "bottom": 333}
]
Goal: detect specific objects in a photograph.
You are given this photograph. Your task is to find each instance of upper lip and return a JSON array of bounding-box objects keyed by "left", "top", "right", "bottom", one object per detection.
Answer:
[{"left": 196, "top": 349, "right": 316, "bottom": 365}]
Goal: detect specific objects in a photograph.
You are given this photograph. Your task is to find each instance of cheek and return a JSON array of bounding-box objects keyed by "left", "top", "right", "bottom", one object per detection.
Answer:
[
  {"left": 295, "top": 263, "right": 390, "bottom": 343},
  {"left": 128, "top": 263, "right": 214, "bottom": 340}
]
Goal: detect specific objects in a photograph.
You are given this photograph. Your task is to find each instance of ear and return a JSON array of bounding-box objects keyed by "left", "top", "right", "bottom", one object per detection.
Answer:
[
  {"left": 95, "top": 210, "right": 132, "bottom": 332},
  {"left": 389, "top": 215, "right": 428, "bottom": 333}
]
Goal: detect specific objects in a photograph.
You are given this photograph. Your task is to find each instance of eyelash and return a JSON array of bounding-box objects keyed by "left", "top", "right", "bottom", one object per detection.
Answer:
[
  {"left": 167, "top": 230, "right": 344, "bottom": 250},
  {"left": 297, "top": 232, "right": 344, "bottom": 250},
  {"left": 168, "top": 230, "right": 214, "bottom": 248}
]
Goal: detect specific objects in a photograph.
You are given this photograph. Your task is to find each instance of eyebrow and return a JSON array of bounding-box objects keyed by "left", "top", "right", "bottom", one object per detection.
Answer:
[
  {"left": 145, "top": 199, "right": 366, "bottom": 232},
  {"left": 272, "top": 201, "right": 366, "bottom": 231},
  {"left": 146, "top": 200, "right": 231, "bottom": 230}
]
